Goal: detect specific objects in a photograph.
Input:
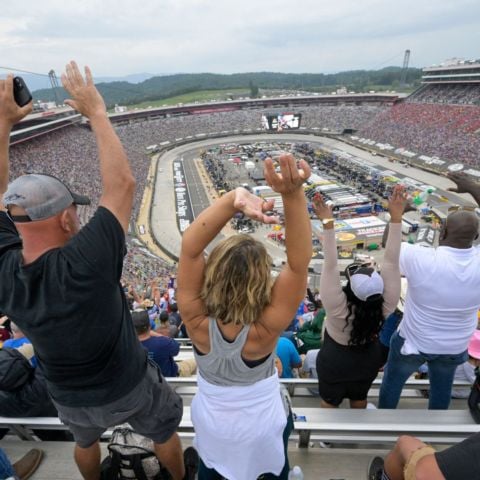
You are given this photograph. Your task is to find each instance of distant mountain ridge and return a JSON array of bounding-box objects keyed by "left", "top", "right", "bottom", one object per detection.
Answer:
[
  {"left": 29, "top": 67, "right": 421, "bottom": 108},
  {"left": 94, "top": 73, "right": 157, "bottom": 85}
]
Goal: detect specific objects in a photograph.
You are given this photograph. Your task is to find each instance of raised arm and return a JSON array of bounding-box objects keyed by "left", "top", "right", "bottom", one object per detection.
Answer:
[
  {"left": 61, "top": 61, "right": 135, "bottom": 232},
  {"left": 261, "top": 154, "right": 312, "bottom": 333},
  {"left": 381, "top": 185, "right": 407, "bottom": 316},
  {"left": 312, "top": 194, "right": 348, "bottom": 316},
  {"left": 177, "top": 186, "right": 278, "bottom": 324},
  {"left": 0, "top": 76, "right": 33, "bottom": 210},
  {"left": 447, "top": 172, "right": 480, "bottom": 207}
]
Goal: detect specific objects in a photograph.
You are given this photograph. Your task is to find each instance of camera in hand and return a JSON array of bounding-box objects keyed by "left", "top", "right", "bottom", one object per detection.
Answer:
[{"left": 13, "top": 76, "right": 33, "bottom": 107}]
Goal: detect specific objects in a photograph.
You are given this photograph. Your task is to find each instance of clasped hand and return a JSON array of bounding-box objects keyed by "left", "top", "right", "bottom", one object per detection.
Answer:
[
  {"left": 233, "top": 188, "right": 278, "bottom": 224},
  {"left": 233, "top": 153, "right": 311, "bottom": 224},
  {"left": 264, "top": 153, "right": 311, "bottom": 196}
]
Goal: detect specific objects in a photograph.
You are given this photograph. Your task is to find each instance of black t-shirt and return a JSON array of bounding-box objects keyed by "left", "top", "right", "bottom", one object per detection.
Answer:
[
  {"left": 435, "top": 431, "right": 480, "bottom": 479},
  {"left": 0, "top": 207, "right": 147, "bottom": 407}
]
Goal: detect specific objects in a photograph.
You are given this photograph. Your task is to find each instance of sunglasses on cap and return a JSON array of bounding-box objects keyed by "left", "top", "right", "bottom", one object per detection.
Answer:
[
  {"left": 6, "top": 204, "right": 78, "bottom": 223},
  {"left": 345, "top": 262, "right": 375, "bottom": 279},
  {"left": 6, "top": 209, "right": 32, "bottom": 223}
]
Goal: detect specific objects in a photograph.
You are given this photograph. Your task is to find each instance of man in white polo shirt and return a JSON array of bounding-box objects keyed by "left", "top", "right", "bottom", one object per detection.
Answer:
[{"left": 379, "top": 173, "right": 480, "bottom": 409}]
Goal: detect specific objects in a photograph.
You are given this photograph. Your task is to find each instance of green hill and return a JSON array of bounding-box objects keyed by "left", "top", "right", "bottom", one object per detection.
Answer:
[{"left": 33, "top": 67, "right": 421, "bottom": 108}]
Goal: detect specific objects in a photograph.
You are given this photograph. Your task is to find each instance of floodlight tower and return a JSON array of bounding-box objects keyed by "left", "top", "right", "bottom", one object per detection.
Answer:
[
  {"left": 400, "top": 49, "right": 411, "bottom": 86},
  {"left": 48, "top": 69, "right": 60, "bottom": 106}
]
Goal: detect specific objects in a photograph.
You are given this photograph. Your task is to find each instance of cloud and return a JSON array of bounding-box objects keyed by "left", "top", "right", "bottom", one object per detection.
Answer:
[{"left": 0, "top": 0, "right": 478, "bottom": 76}]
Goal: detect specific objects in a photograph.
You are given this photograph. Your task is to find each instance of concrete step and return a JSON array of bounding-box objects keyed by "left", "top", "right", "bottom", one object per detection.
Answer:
[{"left": 1, "top": 437, "right": 394, "bottom": 480}]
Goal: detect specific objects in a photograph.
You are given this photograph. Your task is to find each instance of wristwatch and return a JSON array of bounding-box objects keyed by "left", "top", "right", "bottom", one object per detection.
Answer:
[{"left": 322, "top": 218, "right": 334, "bottom": 225}]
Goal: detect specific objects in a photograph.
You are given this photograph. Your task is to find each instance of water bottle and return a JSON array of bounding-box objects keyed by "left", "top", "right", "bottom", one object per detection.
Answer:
[{"left": 288, "top": 465, "right": 304, "bottom": 479}]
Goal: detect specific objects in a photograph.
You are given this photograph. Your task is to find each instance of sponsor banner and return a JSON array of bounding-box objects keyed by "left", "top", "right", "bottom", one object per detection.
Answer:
[
  {"left": 191, "top": 107, "right": 238, "bottom": 115},
  {"left": 335, "top": 225, "right": 386, "bottom": 242},
  {"left": 464, "top": 169, "right": 480, "bottom": 178},
  {"left": 333, "top": 220, "right": 352, "bottom": 231},
  {"left": 429, "top": 159, "right": 445, "bottom": 166},
  {"left": 343, "top": 216, "right": 386, "bottom": 229},
  {"left": 172, "top": 161, "right": 194, "bottom": 233},
  {"left": 416, "top": 156, "right": 446, "bottom": 166},
  {"left": 447, "top": 163, "right": 464, "bottom": 172},
  {"left": 355, "top": 226, "right": 387, "bottom": 237}
]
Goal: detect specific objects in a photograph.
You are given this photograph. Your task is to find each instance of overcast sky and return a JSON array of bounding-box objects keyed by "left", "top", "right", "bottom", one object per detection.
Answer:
[{"left": 1, "top": 0, "right": 478, "bottom": 79}]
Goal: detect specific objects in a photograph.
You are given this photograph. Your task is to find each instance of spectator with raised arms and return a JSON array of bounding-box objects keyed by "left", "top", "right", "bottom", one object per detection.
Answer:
[
  {"left": 379, "top": 172, "right": 480, "bottom": 410},
  {"left": 0, "top": 63, "right": 195, "bottom": 480},
  {"left": 313, "top": 185, "right": 407, "bottom": 409},
  {"left": 177, "top": 153, "right": 311, "bottom": 480}
]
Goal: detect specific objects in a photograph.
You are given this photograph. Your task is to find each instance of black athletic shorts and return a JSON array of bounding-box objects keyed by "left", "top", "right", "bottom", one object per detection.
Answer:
[
  {"left": 316, "top": 329, "right": 383, "bottom": 406},
  {"left": 435, "top": 431, "right": 480, "bottom": 480}
]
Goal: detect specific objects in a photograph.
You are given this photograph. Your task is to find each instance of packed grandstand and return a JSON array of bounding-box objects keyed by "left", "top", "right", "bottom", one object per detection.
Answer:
[
  {"left": 2, "top": 56, "right": 480, "bottom": 479},
  {"left": 7, "top": 58, "right": 479, "bottom": 290}
]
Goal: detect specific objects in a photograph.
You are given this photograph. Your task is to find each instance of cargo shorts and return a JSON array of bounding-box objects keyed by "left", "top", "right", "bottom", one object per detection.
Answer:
[{"left": 53, "top": 361, "right": 183, "bottom": 448}]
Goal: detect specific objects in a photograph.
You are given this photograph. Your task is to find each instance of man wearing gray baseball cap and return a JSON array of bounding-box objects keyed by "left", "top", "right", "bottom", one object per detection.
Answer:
[
  {"left": 0, "top": 64, "right": 193, "bottom": 480},
  {"left": 4, "top": 173, "right": 91, "bottom": 223}
]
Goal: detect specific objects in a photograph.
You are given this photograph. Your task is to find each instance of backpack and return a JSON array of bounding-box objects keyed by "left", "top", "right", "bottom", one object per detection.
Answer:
[
  {"left": 0, "top": 348, "right": 33, "bottom": 391},
  {"left": 468, "top": 368, "right": 480, "bottom": 424},
  {"left": 103, "top": 425, "right": 170, "bottom": 480}
]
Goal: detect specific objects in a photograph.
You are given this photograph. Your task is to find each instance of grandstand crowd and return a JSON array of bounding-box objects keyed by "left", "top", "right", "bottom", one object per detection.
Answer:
[
  {"left": 1, "top": 62, "right": 480, "bottom": 480},
  {"left": 358, "top": 103, "right": 480, "bottom": 167},
  {"left": 406, "top": 84, "right": 480, "bottom": 106},
  {"left": 7, "top": 102, "right": 389, "bottom": 295}
]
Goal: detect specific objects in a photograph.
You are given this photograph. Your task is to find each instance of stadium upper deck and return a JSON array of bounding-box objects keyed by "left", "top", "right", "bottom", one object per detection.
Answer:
[
  {"left": 421, "top": 58, "right": 480, "bottom": 84},
  {"left": 355, "top": 58, "right": 480, "bottom": 170},
  {"left": 407, "top": 59, "right": 480, "bottom": 106},
  {"left": 9, "top": 92, "right": 398, "bottom": 145},
  {"left": 106, "top": 92, "right": 398, "bottom": 126}
]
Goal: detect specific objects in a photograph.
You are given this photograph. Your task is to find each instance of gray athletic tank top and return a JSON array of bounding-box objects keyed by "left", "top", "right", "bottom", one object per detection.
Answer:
[{"left": 194, "top": 317, "right": 275, "bottom": 386}]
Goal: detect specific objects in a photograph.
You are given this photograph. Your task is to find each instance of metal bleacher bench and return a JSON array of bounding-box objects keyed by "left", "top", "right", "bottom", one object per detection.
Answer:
[
  {"left": 290, "top": 408, "right": 479, "bottom": 447},
  {"left": 164, "top": 376, "right": 472, "bottom": 398},
  {"left": 1, "top": 406, "right": 478, "bottom": 448}
]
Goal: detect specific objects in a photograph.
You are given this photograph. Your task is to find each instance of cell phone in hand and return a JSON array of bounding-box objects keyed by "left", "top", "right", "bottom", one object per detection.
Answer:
[{"left": 13, "top": 76, "right": 32, "bottom": 107}]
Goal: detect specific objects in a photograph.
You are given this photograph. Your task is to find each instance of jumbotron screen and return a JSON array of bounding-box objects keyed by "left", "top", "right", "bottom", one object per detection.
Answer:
[{"left": 261, "top": 113, "right": 302, "bottom": 131}]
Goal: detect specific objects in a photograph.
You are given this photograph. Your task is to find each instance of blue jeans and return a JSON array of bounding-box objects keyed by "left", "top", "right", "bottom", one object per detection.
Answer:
[
  {"left": 0, "top": 448, "right": 16, "bottom": 479},
  {"left": 378, "top": 331, "right": 468, "bottom": 410}
]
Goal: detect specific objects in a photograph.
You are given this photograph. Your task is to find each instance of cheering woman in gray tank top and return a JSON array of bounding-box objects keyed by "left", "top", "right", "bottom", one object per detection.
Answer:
[{"left": 177, "top": 154, "right": 311, "bottom": 480}]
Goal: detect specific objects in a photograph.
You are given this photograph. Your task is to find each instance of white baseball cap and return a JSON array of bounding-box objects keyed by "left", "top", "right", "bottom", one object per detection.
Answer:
[{"left": 349, "top": 267, "right": 384, "bottom": 301}]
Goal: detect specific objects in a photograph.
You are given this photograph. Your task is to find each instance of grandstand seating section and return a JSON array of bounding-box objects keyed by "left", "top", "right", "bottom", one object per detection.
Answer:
[{"left": 358, "top": 102, "right": 480, "bottom": 166}]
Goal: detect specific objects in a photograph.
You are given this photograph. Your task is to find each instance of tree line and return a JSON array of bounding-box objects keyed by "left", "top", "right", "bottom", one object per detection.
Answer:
[{"left": 33, "top": 67, "right": 422, "bottom": 108}]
